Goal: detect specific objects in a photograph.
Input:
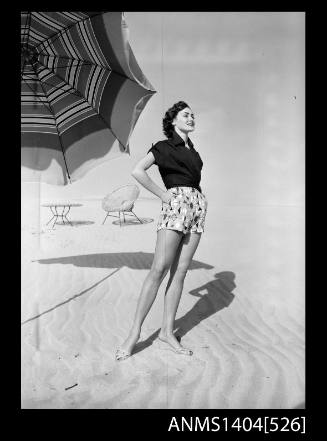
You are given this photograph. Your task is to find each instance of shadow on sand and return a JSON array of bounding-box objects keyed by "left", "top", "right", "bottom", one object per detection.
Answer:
[
  {"left": 34, "top": 252, "right": 213, "bottom": 271},
  {"left": 25, "top": 252, "right": 214, "bottom": 324},
  {"left": 111, "top": 217, "right": 154, "bottom": 226},
  {"left": 133, "top": 271, "right": 236, "bottom": 354},
  {"left": 56, "top": 221, "right": 95, "bottom": 226},
  {"left": 31, "top": 254, "right": 236, "bottom": 353}
]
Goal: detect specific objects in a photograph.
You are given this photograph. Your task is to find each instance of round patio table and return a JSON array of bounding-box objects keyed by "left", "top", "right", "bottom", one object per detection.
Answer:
[{"left": 42, "top": 202, "right": 83, "bottom": 228}]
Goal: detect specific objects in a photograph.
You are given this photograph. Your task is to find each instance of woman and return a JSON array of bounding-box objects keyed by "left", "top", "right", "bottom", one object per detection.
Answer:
[{"left": 115, "top": 101, "right": 208, "bottom": 361}]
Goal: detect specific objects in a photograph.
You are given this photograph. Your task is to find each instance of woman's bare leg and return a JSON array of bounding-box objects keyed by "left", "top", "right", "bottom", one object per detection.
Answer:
[
  {"left": 118, "top": 229, "right": 183, "bottom": 355},
  {"left": 159, "top": 232, "right": 202, "bottom": 351}
]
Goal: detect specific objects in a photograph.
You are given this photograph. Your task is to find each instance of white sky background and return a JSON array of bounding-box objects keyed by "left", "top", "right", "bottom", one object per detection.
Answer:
[{"left": 38, "top": 12, "right": 305, "bottom": 206}]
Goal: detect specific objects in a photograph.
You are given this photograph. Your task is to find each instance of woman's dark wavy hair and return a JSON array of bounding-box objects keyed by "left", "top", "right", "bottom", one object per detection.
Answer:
[{"left": 162, "top": 101, "right": 190, "bottom": 138}]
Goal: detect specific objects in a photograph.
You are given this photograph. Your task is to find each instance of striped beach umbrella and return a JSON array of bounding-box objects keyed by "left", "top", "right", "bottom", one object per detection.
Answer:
[{"left": 21, "top": 11, "right": 156, "bottom": 185}]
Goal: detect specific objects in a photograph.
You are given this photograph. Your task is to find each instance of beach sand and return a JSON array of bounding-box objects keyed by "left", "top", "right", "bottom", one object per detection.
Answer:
[{"left": 21, "top": 186, "right": 305, "bottom": 409}]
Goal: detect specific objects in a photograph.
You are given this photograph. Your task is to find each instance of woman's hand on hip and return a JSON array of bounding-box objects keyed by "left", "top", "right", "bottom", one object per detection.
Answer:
[{"left": 160, "top": 190, "right": 173, "bottom": 204}]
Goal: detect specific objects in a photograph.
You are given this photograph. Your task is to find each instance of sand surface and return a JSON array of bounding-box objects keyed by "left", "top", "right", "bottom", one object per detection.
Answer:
[{"left": 21, "top": 186, "right": 305, "bottom": 409}]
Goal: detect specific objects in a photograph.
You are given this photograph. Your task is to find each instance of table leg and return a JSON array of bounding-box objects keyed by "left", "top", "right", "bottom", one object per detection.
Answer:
[
  {"left": 63, "top": 206, "right": 73, "bottom": 227},
  {"left": 52, "top": 206, "right": 59, "bottom": 228},
  {"left": 45, "top": 205, "right": 76, "bottom": 228},
  {"left": 46, "top": 206, "right": 56, "bottom": 226},
  {"left": 60, "top": 208, "right": 66, "bottom": 225},
  {"left": 46, "top": 206, "right": 58, "bottom": 228},
  {"left": 58, "top": 206, "right": 66, "bottom": 225}
]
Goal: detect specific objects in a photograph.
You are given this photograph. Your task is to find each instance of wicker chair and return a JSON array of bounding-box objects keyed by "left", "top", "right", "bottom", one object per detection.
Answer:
[{"left": 102, "top": 184, "right": 143, "bottom": 226}]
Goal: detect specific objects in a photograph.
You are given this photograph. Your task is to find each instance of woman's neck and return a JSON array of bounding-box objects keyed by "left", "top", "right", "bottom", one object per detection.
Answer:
[{"left": 174, "top": 127, "right": 188, "bottom": 144}]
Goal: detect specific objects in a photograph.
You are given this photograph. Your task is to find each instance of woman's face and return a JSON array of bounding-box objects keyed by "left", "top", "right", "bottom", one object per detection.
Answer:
[{"left": 173, "top": 107, "right": 195, "bottom": 133}]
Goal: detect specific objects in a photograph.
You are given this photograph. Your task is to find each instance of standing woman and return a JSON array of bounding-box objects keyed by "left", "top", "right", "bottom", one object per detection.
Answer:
[{"left": 116, "top": 101, "right": 208, "bottom": 361}]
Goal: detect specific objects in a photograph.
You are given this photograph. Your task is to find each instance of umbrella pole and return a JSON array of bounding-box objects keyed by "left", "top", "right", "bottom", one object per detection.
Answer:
[
  {"left": 61, "top": 156, "right": 71, "bottom": 184},
  {"left": 58, "top": 138, "right": 71, "bottom": 184}
]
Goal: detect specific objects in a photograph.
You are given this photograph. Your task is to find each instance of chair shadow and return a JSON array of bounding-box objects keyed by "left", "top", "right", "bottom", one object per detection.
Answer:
[
  {"left": 133, "top": 271, "right": 236, "bottom": 354},
  {"left": 111, "top": 218, "right": 154, "bottom": 226}
]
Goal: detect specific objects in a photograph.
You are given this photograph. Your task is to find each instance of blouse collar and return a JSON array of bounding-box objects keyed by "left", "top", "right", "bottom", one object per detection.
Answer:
[{"left": 169, "top": 131, "right": 194, "bottom": 149}]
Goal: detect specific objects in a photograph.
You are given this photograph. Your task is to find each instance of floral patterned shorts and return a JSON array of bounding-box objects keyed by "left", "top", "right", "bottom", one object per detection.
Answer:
[{"left": 157, "top": 186, "right": 208, "bottom": 234}]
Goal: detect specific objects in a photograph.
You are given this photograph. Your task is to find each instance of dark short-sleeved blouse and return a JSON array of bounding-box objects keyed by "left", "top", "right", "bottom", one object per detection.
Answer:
[{"left": 147, "top": 131, "right": 203, "bottom": 193}]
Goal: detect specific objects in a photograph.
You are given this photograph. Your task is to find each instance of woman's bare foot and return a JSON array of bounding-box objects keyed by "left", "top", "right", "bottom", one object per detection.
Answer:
[
  {"left": 158, "top": 331, "right": 193, "bottom": 355},
  {"left": 116, "top": 330, "right": 140, "bottom": 360}
]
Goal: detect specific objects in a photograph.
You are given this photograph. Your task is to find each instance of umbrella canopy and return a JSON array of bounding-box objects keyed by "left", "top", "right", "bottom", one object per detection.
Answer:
[{"left": 21, "top": 11, "right": 156, "bottom": 185}]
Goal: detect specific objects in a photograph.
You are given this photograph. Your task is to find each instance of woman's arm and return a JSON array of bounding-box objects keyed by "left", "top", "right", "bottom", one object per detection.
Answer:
[{"left": 131, "top": 152, "right": 166, "bottom": 201}]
